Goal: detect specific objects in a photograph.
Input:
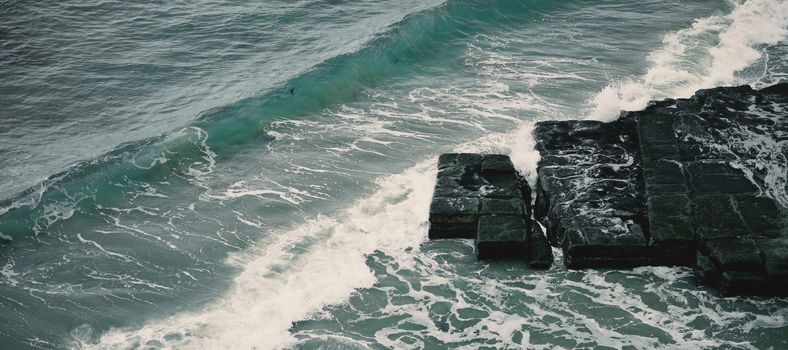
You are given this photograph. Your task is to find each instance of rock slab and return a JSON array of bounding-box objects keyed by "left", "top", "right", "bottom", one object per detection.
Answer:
[
  {"left": 533, "top": 84, "right": 788, "bottom": 295},
  {"left": 533, "top": 117, "right": 651, "bottom": 268},
  {"left": 429, "top": 153, "right": 552, "bottom": 267}
]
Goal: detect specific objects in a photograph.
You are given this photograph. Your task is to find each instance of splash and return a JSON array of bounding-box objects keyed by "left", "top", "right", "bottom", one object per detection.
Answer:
[
  {"left": 587, "top": 0, "right": 788, "bottom": 121},
  {"left": 79, "top": 131, "right": 518, "bottom": 349}
]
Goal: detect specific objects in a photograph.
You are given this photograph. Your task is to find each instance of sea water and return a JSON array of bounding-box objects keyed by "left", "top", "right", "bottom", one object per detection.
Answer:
[{"left": 0, "top": 0, "right": 787, "bottom": 348}]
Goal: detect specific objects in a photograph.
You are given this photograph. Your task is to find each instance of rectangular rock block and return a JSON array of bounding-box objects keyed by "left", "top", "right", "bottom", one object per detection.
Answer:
[
  {"left": 438, "top": 153, "right": 483, "bottom": 170},
  {"left": 480, "top": 174, "right": 524, "bottom": 199},
  {"left": 561, "top": 221, "right": 651, "bottom": 269},
  {"left": 695, "top": 251, "right": 719, "bottom": 284},
  {"left": 757, "top": 237, "right": 788, "bottom": 283},
  {"left": 433, "top": 174, "right": 481, "bottom": 198},
  {"left": 703, "top": 238, "right": 764, "bottom": 274},
  {"left": 534, "top": 117, "right": 653, "bottom": 268},
  {"left": 686, "top": 162, "right": 759, "bottom": 194},
  {"left": 648, "top": 215, "right": 695, "bottom": 266},
  {"left": 647, "top": 194, "right": 691, "bottom": 218},
  {"left": 638, "top": 114, "right": 677, "bottom": 146},
  {"left": 647, "top": 194, "right": 694, "bottom": 246},
  {"left": 643, "top": 160, "right": 687, "bottom": 195},
  {"left": 733, "top": 195, "right": 785, "bottom": 238},
  {"left": 648, "top": 244, "right": 695, "bottom": 266},
  {"left": 537, "top": 166, "right": 584, "bottom": 179},
  {"left": 534, "top": 84, "right": 788, "bottom": 296},
  {"left": 646, "top": 183, "right": 689, "bottom": 194},
  {"left": 580, "top": 221, "right": 647, "bottom": 246},
  {"left": 480, "top": 154, "right": 516, "bottom": 175},
  {"left": 528, "top": 220, "right": 553, "bottom": 269},
  {"left": 534, "top": 120, "right": 605, "bottom": 152},
  {"left": 428, "top": 197, "right": 480, "bottom": 239},
  {"left": 564, "top": 244, "right": 652, "bottom": 269},
  {"left": 641, "top": 143, "right": 680, "bottom": 163},
  {"left": 430, "top": 153, "right": 532, "bottom": 247},
  {"left": 480, "top": 198, "right": 524, "bottom": 216},
  {"left": 719, "top": 271, "right": 767, "bottom": 296},
  {"left": 692, "top": 195, "right": 749, "bottom": 241},
  {"left": 476, "top": 215, "right": 528, "bottom": 260}
]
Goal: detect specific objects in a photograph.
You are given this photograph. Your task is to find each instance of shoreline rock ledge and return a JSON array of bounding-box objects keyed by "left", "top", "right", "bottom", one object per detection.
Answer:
[
  {"left": 427, "top": 83, "right": 787, "bottom": 296},
  {"left": 534, "top": 83, "right": 788, "bottom": 296}
]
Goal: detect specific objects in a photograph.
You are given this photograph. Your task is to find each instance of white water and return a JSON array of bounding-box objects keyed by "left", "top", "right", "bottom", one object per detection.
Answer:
[
  {"left": 86, "top": 131, "right": 522, "bottom": 349},
  {"left": 588, "top": 0, "right": 788, "bottom": 121},
  {"left": 81, "top": 0, "right": 788, "bottom": 348}
]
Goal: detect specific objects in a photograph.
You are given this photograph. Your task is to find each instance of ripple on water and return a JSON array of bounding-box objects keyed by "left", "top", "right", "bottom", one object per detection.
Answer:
[{"left": 290, "top": 241, "right": 788, "bottom": 349}]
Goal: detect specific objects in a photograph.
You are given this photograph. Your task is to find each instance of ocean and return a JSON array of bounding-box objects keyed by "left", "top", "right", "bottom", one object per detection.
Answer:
[{"left": 0, "top": 0, "right": 786, "bottom": 348}]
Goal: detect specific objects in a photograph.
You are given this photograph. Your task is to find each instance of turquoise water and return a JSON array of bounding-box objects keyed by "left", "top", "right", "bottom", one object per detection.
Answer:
[{"left": 0, "top": 0, "right": 787, "bottom": 348}]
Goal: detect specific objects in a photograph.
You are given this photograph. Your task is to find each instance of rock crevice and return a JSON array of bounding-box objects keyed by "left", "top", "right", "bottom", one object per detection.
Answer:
[
  {"left": 426, "top": 84, "right": 786, "bottom": 296},
  {"left": 428, "top": 153, "right": 552, "bottom": 268}
]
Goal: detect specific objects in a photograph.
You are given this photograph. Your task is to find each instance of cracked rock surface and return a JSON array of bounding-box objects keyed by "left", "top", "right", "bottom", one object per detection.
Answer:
[
  {"left": 534, "top": 84, "right": 788, "bottom": 295},
  {"left": 429, "top": 153, "right": 552, "bottom": 267}
]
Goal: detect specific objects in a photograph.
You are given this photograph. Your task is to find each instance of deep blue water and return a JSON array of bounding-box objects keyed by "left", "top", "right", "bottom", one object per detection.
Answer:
[{"left": 0, "top": 0, "right": 787, "bottom": 348}]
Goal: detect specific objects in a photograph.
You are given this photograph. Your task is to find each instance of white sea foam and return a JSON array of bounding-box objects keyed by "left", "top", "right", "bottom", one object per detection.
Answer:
[
  {"left": 509, "top": 122, "right": 541, "bottom": 185},
  {"left": 587, "top": 0, "right": 788, "bottom": 121},
  {"left": 76, "top": 1, "right": 788, "bottom": 348},
  {"left": 83, "top": 129, "right": 520, "bottom": 349},
  {"left": 86, "top": 156, "right": 437, "bottom": 349}
]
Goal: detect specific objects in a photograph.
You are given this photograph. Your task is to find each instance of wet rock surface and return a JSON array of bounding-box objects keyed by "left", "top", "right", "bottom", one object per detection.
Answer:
[
  {"left": 476, "top": 215, "right": 528, "bottom": 260},
  {"left": 428, "top": 153, "right": 552, "bottom": 267},
  {"left": 528, "top": 220, "right": 553, "bottom": 269},
  {"left": 533, "top": 84, "right": 788, "bottom": 296},
  {"left": 533, "top": 117, "right": 651, "bottom": 268}
]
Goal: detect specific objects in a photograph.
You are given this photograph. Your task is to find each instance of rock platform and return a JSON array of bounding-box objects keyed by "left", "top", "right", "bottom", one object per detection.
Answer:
[
  {"left": 533, "top": 84, "right": 788, "bottom": 296},
  {"left": 427, "top": 84, "right": 787, "bottom": 296}
]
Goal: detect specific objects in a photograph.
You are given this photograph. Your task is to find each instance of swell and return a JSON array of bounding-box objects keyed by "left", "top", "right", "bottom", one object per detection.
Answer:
[{"left": 0, "top": 0, "right": 552, "bottom": 240}]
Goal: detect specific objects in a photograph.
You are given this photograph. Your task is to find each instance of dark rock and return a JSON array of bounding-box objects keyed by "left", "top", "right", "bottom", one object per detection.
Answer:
[
  {"left": 704, "top": 238, "right": 764, "bottom": 274},
  {"left": 532, "top": 84, "right": 788, "bottom": 292},
  {"left": 686, "top": 162, "right": 759, "bottom": 194},
  {"left": 641, "top": 143, "right": 680, "bottom": 163},
  {"left": 533, "top": 117, "right": 649, "bottom": 268},
  {"left": 719, "top": 271, "right": 767, "bottom": 296},
  {"left": 438, "top": 153, "right": 483, "bottom": 170},
  {"left": 638, "top": 113, "right": 676, "bottom": 146},
  {"left": 480, "top": 154, "right": 516, "bottom": 175},
  {"left": 645, "top": 193, "right": 694, "bottom": 265},
  {"left": 476, "top": 215, "right": 528, "bottom": 260},
  {"left": 430, "top": 153, "right": 547, "bottom": 265},
  {"left": 480, "top": 174, "right": 524, "bottom": 199},
  {"left": 480, "top": 198, "right": 524, "bottom": 216},
  {"left": 647, "top": 194, "right": 692, "bottom": 243},
  {"left": 758, "top": 237, "right": 788, "bottom": 280},
  {"left": 428, "top": 197, "right": 480, "bottom": 239},
  {"left": 428, "top": 84, "right": 788, "bottom": 295},
  {"left": 760, "top": 83, "right": 788, "bottom": 95},
  {"left": 528, "top": 220, "right": 552, "bottom": 269},
  {"left": 643, "top": 160, "right": 686, "bottom": 195},
  {"left": 430, "top": 155, "right": 530, "bottom": 237},
  {"left": 433, "top": 172, "right": 482, "bottom": 198},
  {"left": 692, "top": 195, "right": 749, "bottom": 241},
  {"left": 734, "top": 195, "right": 786, "bottom": 237},
  {"left": 695, "top": 251, "right": 718, "bottom": 284}
]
